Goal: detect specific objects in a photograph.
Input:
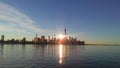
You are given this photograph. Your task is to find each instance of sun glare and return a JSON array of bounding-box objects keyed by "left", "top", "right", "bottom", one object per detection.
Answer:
[{"left": 59, "top": 34, "right": 64, "bottom": 39}]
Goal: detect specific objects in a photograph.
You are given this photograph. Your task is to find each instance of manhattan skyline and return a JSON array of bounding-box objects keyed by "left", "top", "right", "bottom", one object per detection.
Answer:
[{"left": 0, "top": 0, "right": 120, "bottom": 44}]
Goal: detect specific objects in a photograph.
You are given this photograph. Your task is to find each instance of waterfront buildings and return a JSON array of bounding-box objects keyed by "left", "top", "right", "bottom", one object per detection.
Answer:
[
  {"left": 33, "top": 28, "right": 85, "bottom": 45},
  {"left": 1, "top": 35, "right": 4, "bottom": 42},
  {"left": 0, "top": 29, "right": 85, "bottom": 45}
]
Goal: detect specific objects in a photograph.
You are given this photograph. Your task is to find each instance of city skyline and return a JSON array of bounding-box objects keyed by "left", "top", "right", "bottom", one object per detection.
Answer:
[
  {"left": 0, "top": 0, "right": 120, "bottom": 44},
  {"left": 0, "top": 28, "right": 85, "bottom": 45}
]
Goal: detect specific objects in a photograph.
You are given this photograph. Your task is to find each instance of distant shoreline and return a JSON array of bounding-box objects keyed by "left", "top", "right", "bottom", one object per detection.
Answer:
[
  {"left": 0, "top": 43, "right": 120, "bottom": 46},
  {"left": 0, "top": 42, "right": 85, "bottom": 45}
]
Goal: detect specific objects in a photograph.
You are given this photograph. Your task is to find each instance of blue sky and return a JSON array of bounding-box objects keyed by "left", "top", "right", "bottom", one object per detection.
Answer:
[{"left": 0, "top": 0, "right": 120, "bottom": 44}]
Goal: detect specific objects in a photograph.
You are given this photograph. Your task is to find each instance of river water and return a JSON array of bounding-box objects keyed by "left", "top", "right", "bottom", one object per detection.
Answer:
[{"left": 0, "top": 44, "right": 120, "bottom": 68}]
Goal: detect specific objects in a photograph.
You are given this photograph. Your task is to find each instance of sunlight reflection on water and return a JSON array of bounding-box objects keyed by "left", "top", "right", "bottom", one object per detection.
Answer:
[
  {"left": 0, "top": 44, "right": 120, "bottom": 68},
  {"left": 59, "top": 44, "right": 63, "bottom": 64}
]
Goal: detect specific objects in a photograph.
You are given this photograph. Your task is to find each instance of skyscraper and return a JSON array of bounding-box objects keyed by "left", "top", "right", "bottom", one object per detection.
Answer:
[
  {"left": 1, "top": 35, "right": 4, "bottom": 41},
  {"left": 47, "top": 36, "right": 50, "bottom": 42},
  {"left": 64, "top": 28, "right": 66, "bottom": 35},
  {"left": 34, "top": 34, "right": 39, "bottom": 44}
]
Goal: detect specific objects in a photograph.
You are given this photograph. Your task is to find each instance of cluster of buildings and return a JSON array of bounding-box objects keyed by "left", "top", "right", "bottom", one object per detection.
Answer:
[
  {"left": 0, "top": 29, "right": 85, "bottom": 45},
  {"left": 33, "top": 28, "right": 85, "bottom": 45},
  {"left": 0, "top": 35, "right": 27, "bottom": 44}
]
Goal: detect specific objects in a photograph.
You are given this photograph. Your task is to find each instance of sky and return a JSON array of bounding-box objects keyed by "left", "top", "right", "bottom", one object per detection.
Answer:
[{"left": 0, "top": 0, "right": 120, "bottom": 44}]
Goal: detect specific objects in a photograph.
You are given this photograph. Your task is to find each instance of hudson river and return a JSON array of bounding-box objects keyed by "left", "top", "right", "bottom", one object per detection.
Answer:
[{"left": 0, "top": 44, "right": 120, "bottom": 68}]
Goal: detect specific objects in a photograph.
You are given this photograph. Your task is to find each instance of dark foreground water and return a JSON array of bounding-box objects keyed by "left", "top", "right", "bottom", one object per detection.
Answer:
[{"left": 0, "top": 44, "right": 120, "bottom": 68}]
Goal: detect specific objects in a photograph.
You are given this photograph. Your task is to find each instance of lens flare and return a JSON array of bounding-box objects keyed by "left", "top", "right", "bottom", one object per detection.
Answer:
[{"left": 59, "top": 34, "right": 64, "bottom": 40}]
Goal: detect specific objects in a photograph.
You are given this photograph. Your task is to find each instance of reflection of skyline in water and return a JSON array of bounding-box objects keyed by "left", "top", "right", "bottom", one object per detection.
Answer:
[
  {"left": 0, "top": 44, "right": 4, "bottom": 56},
  {"left": 0, "top": 44, "right": 85, "bottom": 67},
  {"left": 3, "top": 44, "right": 120, "bottom": 68}
]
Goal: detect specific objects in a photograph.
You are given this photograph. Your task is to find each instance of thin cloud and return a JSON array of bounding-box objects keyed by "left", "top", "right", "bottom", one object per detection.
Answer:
[{"left": 0, "top": 2, "right": 51, "bottom": 33}]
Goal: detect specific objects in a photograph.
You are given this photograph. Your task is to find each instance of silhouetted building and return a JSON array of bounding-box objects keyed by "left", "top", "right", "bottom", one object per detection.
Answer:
[
  {"left": 34, "top": 34, "right": 39, "bottom": 44},
  {"left": 21, "top": 37, "right": 26, "bottom": 44},
  {"left": 41, "top": 35, "right": 47, "bottom": 44},
  {"left": 0, "top": 28, "right": 85, "bottom": 45},
  {"left": 41, "top": 35, "right": 45, "bottom": 41},
  {"left": 1, "top": 35, "right": 4, "bottom": 42},
  {"left": 10, "top": 39, "right": 15, "bottom": 44},
  {"left": 64, "top": 28, "right": 66, "bottom": 35}
]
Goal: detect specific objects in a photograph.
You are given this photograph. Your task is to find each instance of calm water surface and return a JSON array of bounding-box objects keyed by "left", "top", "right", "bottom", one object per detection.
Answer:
[{"left": 0, "top": 44, "right": 120, "bottom": 68}]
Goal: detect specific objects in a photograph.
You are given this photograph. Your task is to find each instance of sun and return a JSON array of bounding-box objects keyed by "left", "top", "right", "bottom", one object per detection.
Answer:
[{"left": 59, "top": 34, "right": 64, "bottom": 40}]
